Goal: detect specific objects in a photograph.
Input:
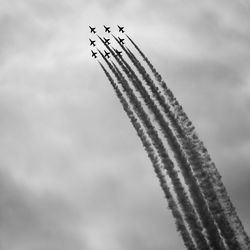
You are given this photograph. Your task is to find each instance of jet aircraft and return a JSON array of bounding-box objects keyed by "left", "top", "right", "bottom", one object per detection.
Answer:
[
  {"left": 103, "top": 37, "right": 110, "bottom": 45},
  {"left": 89, "top": 26, "right": 96, "bottom": 33},
  {"left": 118, "top": 37, "right": 125, "bottom": 44},
  {"left": 104, "top": 25, "right": 111, "bottom": 33},
  {"left": 91, "top": 50, "right": 97, "bottom": 58},
  {"left": 89, "top": 39, "right": 96, "bottom": 46},
  {"left": 115, "top": 49, "right": 122, "bottom": 56},
  {"left": 117, "top": 25, "right": 124, "bottom": 33},
  {"left": 104, "top": 50, "right": 110, "bottom": 58}
]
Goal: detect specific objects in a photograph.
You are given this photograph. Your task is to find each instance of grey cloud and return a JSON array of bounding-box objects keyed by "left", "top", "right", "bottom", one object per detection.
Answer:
[
  {"left": 0, "top": 169, "right": 85, "bottom": 250},
  {"left": 0, "top": 9, "right": 50, "bottom": 61},
  {"left": 82, "top": 167, "right": 184, "bottom": 250}
]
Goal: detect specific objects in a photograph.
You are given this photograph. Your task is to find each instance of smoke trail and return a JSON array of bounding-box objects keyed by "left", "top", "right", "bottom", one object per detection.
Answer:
[
  {"left": 128, "top": 37, "right": 249, "bottom": 249},
  {"left": 109, "top": 37, "right": 226, "bottom": 249},
  {"left": 99, "top": 62, "right": 197, "bottom": 250},
  {"left": 125, "top": 34, "right": 250, "bottom": 250},
  {"left": 121, "top": 46, "right": 228, "bottom": 250},
  {"left": 98, "top": 51, "right": 210, "bottom": 249}
]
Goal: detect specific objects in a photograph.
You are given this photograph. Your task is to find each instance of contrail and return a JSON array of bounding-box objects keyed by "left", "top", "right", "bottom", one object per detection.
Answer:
[
  {"left": 98, "top": 50, "right": 210, "bottom": 249},
  {"left": 111, "top": 36, "right": 225, "bottom": 249},
  {"left": 99, "top": 62, "right": 197, "bottom": 250},
  {"left": 120, "top": 45, "right": 228, "bottom": 249},
  {"left": 125, "top": 34, "right": 249, "bottom": 250}
]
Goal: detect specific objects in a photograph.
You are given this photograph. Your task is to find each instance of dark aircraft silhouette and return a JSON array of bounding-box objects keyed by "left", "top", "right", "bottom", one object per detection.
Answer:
[
  {"left": 118, "top": 37, "right": 125, "bottom": 45},
  {"left": 91, "top": 50, "right": 97, "bottom": 58},
  {"left": 103, "top": 37, "right": 110, "bottom": 45},
  {"left": 115, "top": 49, "right": 122, "bottom": 56},
  {"left": 89, "top": 39, "right": 96, "bottom": 46},
  {"left": 89, "top": 26, "right": 96, "bottom": 34},
  {"left": 104, "top": 50, "right": 110, "bottom": 58},
  {"left": 104, "top": 25, "right": 111, "bottom": 33},
  {"left": 117, "top": 25, "right": 124, "bottom": 33}
]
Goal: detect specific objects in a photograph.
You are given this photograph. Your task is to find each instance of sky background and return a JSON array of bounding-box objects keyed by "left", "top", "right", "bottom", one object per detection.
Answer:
[{"left": 0, "top": 0, "right": 250, "bottom": 249}]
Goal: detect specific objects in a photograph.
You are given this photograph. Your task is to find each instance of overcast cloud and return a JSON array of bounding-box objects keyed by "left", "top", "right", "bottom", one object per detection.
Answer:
[{"left": 0, "top": 0, "right": 249, "bottom": 249}]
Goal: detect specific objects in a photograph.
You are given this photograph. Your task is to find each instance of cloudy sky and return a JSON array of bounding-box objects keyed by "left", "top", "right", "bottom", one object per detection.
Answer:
[{"left": 0, "top": 0, "right": 250, "bottom": 249}]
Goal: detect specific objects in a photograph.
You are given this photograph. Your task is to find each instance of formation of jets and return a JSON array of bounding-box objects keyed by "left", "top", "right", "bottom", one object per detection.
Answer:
[
  {"left": 89, "top": 25, "right": 125, "bottom": 34},
  {"left": 89, "top": 25, "right": 125, "bottom": 59}
]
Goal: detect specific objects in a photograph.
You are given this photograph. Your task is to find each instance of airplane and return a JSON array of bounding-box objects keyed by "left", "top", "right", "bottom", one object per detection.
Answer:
[
  {"left": 117, "top": 25, "right": 124, "bottom": 33},
  {"left": 89, "top": 26, "right": 96, "bottom": 33},
  {"left": 118, "top": 37, "right": 125, "bottom": 45},
  {"left": 103, "top": 37, "right": 110, "bottom": 45},
  {"left": 91, "top": 50, "right": 97, "bottom": 58},
  {"left": 115, "top": 49, "right": 122, "bottom": 56},
  {"left": 104, "top": 50, "right": 110, "bottom": 58},
  {"left": 89, "top": 39, "right": 96, "bottom": 46},
  {"left": 104, "top": 25, "right": 111, "bottom": 33}
]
